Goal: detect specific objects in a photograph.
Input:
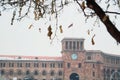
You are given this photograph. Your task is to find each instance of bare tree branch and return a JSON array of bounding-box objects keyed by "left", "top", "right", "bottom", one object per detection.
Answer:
[{"left": 86, "top": 0, "right": 120, "bottom": 43}]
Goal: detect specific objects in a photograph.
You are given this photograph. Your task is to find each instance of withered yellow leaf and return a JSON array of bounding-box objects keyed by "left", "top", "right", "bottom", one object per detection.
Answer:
[
  {"left": 91, "top": 34, "right": 95, "bottom": 45},
  {"left": 59, "top": 25, "right": 63, "bottom": 33},
  {"left": 28, "top": 24, "right": 33, "bottom": 29}
]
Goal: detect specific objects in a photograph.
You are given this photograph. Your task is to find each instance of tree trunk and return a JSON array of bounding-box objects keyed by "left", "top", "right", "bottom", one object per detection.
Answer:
[{"left": 86, "top": 0, "right": 120, "bottom": 43}]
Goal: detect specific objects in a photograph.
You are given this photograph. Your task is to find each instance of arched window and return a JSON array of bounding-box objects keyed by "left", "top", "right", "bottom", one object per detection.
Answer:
[
  {"left": 106, "top": 69, "right": 110, "bottom": 78},
  {"left": 57, "top": 78, "right": 62, "bottom": 80},
  {"left": 34, "top": 70, "right": 39, "bottom": 75},
  {"left": 50, "top": 70, "right": 55, "bottom": 76},
  {"left": 58, "top": 71, "right": 62, "bottom": 76},
  {"left": 9, "top": 70, "right": 14, "bottom": 75},
  {"left": 1, "top": 69, "right": 5, "bottom": 75},
  {"left": 17, "top": 70, "right": 22, "bottom": 75},
  {"left": 42, "top": 70, "right": 47, "bottom": 76},
  {"left": 26, "top": 70, "right": 30, "bottom": 75}
]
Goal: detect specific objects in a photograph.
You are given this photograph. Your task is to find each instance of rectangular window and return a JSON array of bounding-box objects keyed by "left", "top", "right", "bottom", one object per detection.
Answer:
[
  {"left": 93, "top": 64, "right": 95, "bottom": 68},
  {"left": 0, "top": 63, "right": 2, "bottom": 67},
  {"left": 58, "top": 63, "right": 63, "bottom": 68},
  {"left": 93, "top": 72, "right": 95, "bottom": 77},
  {"left": 78, "top": 63, "right": 81, "bottom": 68},
  {"left": 50, "top": 63, "right": 55, "bottom": 68},
  {"left": 77, "top": 41, "right": 79, "bottom": 49},
  {"left": 65, "top": 41, "right": 68, "bottom": 49},
  {"left": 34, "top": 63, "right": 39, "bottom": 67},
  {"left": 3, "top": 63, "right": 5, "bottom": 67},
  {"left": 73, "top": 41, "right": 76, "bottom": 50},
  {"left": 26, "top": 63, "right": 30, "bottom": 67},
  {"left": 42, "top": 63, "right": 46, "bottom": 68},
  {"left": 80, "top": 42, "right": 83, "bottom": 50},
  {"left": 17, "top": 63, "right": 22, "bottom": 67},
  {"left": 9, "top": 63, "right": 14, "bottom": 67},
  {"left": 67, "top": 63, "right": 70, "bottom": 68},
  {"left": 69, "top": 41, "right": 72, "bottom": 49}
]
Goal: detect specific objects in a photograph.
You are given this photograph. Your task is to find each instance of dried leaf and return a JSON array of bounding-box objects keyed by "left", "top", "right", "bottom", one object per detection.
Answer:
[
  {"left": 28, "top": 24, "right": 33, "bottom": 29},
  {"left": 106, "top": 4, "right": 110, "bottom": 10},
  {"left": 39, "top": 28, "right": 41, "bottom": 32},
  {"left": 81, "top": 1, "right": 85, "bottom": 10},
  {"left": 59, "top": 25, "right": 63, "bottom": 33},
  {"left": 0, "top": 11, "right": 1, "bottom": 16},
  {"left": 87, "top": 30, "right": 90, "bottom": 35},
  {"left": 68, "top": 23, "right": 73, "bottom": 28},
  {"left": 47, "top": 25, "right": 53, "bottom": 39},
  {"left": 91, "top": 34, "right": 95, "bottom": 45}
]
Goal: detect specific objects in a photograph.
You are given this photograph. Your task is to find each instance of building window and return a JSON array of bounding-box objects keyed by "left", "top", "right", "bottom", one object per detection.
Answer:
[
  {"left": 34, "top": 63, "right": 39, "bottom": 67},
  {"left": 73, "top": 41, "right": 76, "bottom": 50},
  {"left": 87, "top": 56, "right": 91, "bottom": 60},
  {"left": 58, "top": 63, "right": 63, "bottom": 68},
  {"left": 3, "top": 63, "right": 5, "bottom": 67},
  {"left": 65, "top": 41, "right": 68, "bottom": 49},
  {"left": 42, "top": 70, "right": 47, "bottom": 76},
  {"left": 93, "top": 64, "right": 95, "bottom": 68},
  {"left": 34, "top": 70, "right": 39, "bottom": 75},
  {"left": 17, "top": 70, "right": 22, "bottom": 75},
  {"left": 93, "top": 72, "right": 95, "bottom": 77},
  {"left": 0, "top": 63, "right": 5, "bottom": 67},
  {"left": 1, "top": 69, "right": 5, "bottom": 75},
  {"left": 50, "top": 70, "right": 55, "bottom": 76},
  {"left": 57, "top": 78, "right": 62, "bottom": 80},
  {"left": 58, "top": 71, "right": 63, "bottom": 76},
  {"left": 9, "top": 70, "right": 14, "bottom": 76},
  {"left": 9, "top": 63, "right": 14, "bottom": 67},
  {"left": 50, "top": 63, "right": 55, "bottom": 68},
  {"left": 69, "top": 41, "right": 72, "bottom": 49},
  {"left": 17, "top": 63, "right": 22, "bottom": 67},
  {"left": 26, "top": 63, "right": 30, "bottom": 67},
  {"left": 80, "top": 42, "right": 83, "bottom": 50},
  {"left": 42, "top": 63, "right": 47, "bottom": 68},
  {"left": 26, "top": 70, "right": 30, "bottom": 75},
  {"left": 78, "top": 63, "right": 81, "bottom": 68},
  {"left": 67, "top": 63, "right": 70, "bottom": 68},
  {"left": 77, "top": 41, "right": 79, "bottom": 49}
]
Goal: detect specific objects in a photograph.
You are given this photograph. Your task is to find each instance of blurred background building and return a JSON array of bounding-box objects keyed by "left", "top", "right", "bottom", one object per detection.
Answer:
[{"left": 0, "top": 38, "right": 120, "bottom": 80}]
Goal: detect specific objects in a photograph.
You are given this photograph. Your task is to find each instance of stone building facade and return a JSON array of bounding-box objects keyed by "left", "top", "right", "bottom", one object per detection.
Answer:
[{"left": 0, "top": 38, "right": 120, "bottom": 80}]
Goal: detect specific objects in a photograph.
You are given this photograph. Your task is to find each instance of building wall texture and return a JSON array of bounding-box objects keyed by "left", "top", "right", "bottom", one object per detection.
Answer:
[{"left": 0, "top": 38, "right": 120, "bottom": 80}]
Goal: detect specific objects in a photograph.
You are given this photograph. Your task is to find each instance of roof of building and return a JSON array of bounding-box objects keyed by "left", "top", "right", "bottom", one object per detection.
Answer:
[{"left": 0, "top": 55, "right": 62, "bottom": 61}]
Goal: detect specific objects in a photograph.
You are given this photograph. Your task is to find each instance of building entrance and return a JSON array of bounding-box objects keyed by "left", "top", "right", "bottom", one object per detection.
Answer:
[{"left": 70, "top": 73, "right": 79, "bottom": 80}]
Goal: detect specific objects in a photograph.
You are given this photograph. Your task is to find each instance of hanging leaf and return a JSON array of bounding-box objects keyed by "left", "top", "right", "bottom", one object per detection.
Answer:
[
  {"left": 68, "top": 23, "right": 73, "bottom": 28},
  {"left": 91, "top": 34, "right": 95, "bottom": 45},
  {"left": 59, "top": 25, "right": 63, "bottom": 33},
  {"left": 35, "top": 0, "right": 40, "bottom": 4},
  {"left": 81, "top": 1, "right": 85, "bottom": 10},
  {"left": 87, "top": 30, "right": 90, "bottom": 35},
  {"left": 47, "top": 25, "right": 53, "bottom": 39},
  {"left": 39, "top": 28, "right": 41, "bottom": 32},
  {"left": 106, "top": 4, "right": 110, "bottom": 10},
  {"left": 28, "top": 24, "right": 33, "bottom": 29},
  {"left": 0, "top": 11, "right": 1, "bottom": 16}
]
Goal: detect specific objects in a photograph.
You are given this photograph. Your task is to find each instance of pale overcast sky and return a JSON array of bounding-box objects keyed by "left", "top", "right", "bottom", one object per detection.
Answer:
[{"left": 0, "top": 2, "right": 120, "bottom": 56}]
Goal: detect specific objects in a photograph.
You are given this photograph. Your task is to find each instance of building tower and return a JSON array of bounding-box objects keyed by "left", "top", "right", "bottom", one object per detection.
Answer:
[{"left": 61, "top": 38, "right": 86, "bottom": 80}]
